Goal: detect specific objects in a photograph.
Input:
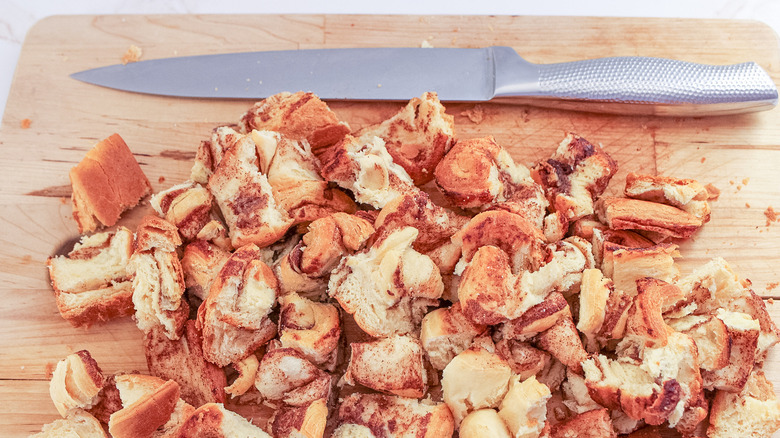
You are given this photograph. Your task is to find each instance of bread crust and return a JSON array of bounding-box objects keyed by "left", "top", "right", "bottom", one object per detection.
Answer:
[
  {"left": 69, "top": 133, "right": 151, "bottom": 233},
  {"left": 108, "top": 379, "right": 180, "bottom": 438},
  {"left": 144, "top": 320, "right": 227, "bottom": 407},
  {"left": 596, "top": 197, "right": 702, "bottom": 239}
]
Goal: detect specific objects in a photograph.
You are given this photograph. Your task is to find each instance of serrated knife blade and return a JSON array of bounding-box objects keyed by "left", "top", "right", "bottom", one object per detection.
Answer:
[{"left": 70, "top": 46, "right": 778, "bottom": 116}]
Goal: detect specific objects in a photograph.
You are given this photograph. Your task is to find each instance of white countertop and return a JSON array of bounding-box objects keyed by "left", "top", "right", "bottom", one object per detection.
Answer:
[{"left": 2, "top": 0, "right": 779, "bottom": 122}]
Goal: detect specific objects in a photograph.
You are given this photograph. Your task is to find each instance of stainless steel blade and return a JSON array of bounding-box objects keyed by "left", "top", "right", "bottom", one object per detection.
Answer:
[
  {"left": 70, "top": 46, "right": 778, "bottom": 116},
  {"left": 70, "top": 47, "right": 495, "bottom": 101}
]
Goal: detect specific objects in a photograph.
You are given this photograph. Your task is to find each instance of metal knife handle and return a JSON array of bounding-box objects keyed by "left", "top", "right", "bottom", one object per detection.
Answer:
[
  {"left": 491, "top": 47, "right": 778, "bottom": 116},
  {"left": 537, "top": 57, "right": 777, "bottom": 104}
]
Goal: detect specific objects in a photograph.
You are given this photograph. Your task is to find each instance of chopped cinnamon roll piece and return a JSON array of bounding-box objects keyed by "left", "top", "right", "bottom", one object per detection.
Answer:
[
  {"left": 180, "top": 239, "right": 231, "bottom": 301},
  {"left": 254, "top": 347, "right": 331, "bottom": 407},
  {"left": 442, "top": 343, "right": 513, "bottom": 425},
  {"left": 356, "top": 92, "right": 455, "bottom": 185},
  {"left": 344, "top": 335, "right": 427, "bottom": 398},
  {"left": 239, "top": 91, "right": 350, "bottom": 154},
  {"left": 49, "top": 351, "right": 105, "bottom": 417},
  {"left": 278, "top": 293, "right": 341, "bottom": 370},
  {"left": 197, "top": 244, "right": 277, "bottom": 367},
  {"left": 150, "top": 181, "right": 214, "bottom": 241},
  {"left": 625, "top": 172, "right": 711, "bottom": 222},
  {"left": 329, "top": 227, "right": 443, "bottom": 338},
  {"left": 374, "top": 191, "right": 468, "bottom": 273},
  {"left": 207, "top": 129, "right": 293, "bottom": 248},
  {"left": 46, "top": 227, "right": 135, "bottom": 327},
  {"left": 319, "top": 134, "right": 417, "bottom": 208},
  {"left": 434, "top": 136, "right": 541, "bottom": 217},
  {"left": 277, "top": 212, "right": 374, "bottom": 296},
  {"left": 130, "top": 216, "right": 188, "bottom": 340},
  {"left": 531, "top": 133, "right": 618, "bottom": 221},
  {"left": 595, "top": 197, "right": 703, "bottom": 239},
  {"left": 335, "top": 393, "right": 454, "bottom": 438},
  {"left": 420, "top": 303, "right": 487, "bottom": 370},
  {"left": 458, "top": 238, "right": 589, "bottom": 326}
]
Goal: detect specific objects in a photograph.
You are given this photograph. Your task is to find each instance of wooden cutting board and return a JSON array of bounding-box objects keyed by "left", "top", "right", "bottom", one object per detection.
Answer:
[{"left": 1, "top": 14, "right": 779, "bottom": 437}]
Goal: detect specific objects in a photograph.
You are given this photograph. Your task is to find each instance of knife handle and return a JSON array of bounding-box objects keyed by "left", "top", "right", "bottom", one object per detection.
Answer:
[{"left": 493, "top": 49, "right": 778, "bottom": 116}]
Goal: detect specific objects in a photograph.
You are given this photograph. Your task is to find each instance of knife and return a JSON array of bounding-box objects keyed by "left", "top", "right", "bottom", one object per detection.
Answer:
[{"left": 70, "top": 46, "right": 778, "bottom": 116}]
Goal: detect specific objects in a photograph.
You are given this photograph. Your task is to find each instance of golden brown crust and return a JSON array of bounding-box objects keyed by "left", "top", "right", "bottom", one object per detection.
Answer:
[
  {"left": 531, "top": 132, "right": 618, "bottom": 221},
  {"left": 239, "top": 91, "right": 350, "bottom": 153},
  {"left": 144, "top": 320, "right": 227, "bottom": 407},
  {"left": 434, "top": 136, "right": 538, "bottom": 211},
  {"left": 345, "top": 335, "right": 427, "bottom": 398},
  {"left": 108, "top": 379, "right": 180, "bottom": 438},
  {"left": 357, "top": 92, "right": 455, "bottom": 185},
  {"left": 627, "top": 278, "right": 677, "bottom": 347},
  {"left": 452, "top": 210, "right": 545, "bottom": 273},
  {"left": 69, "top": 133, "right": 151, "bottom": 233},
  {"left": 595, "top": 197, "right": 702, "bottom": 239}
]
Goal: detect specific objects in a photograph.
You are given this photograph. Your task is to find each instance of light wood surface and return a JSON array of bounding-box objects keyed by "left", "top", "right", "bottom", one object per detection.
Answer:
[{"left": 1, "top": 14, "right": 779, "bottom": 436}]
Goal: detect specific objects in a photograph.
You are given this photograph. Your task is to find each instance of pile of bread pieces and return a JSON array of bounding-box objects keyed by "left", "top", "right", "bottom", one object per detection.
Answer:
[{"left": 38, "top": 91, "right": 780, "bottom": 438}]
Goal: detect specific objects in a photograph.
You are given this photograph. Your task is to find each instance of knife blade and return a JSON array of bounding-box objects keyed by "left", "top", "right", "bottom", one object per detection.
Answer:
[{"left": 70, "top": 46, "right": 778, "bottom": 116}]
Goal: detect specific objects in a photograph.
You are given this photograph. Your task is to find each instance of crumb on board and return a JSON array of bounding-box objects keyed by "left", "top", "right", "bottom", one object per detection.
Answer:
[
  {"left": 20, "top": 118, "right": 31, "bottom": 129},
  {"left": 705, "top": 183, "right": 720, "bottom": 201},
  {"left": 700, "top": 157, "right": 706, "bottom": 163},
  {"left": 158, "top": 176, "right": 166, "bottom": 184},
  {"left": 742, "top": 177, "right": 750, "bottom": 185},
  {"left": 121, "top": 45, "right": 143, "bottom": 65},
  {"left": 461, "top": 105, "right": 485, "bottom": 124},
  {"left": 44, "top": 362, "right": 55, "bottom": 379},
  {"left": 768, "top": 298, "right": 775, "bottom": 305},
  {"left": 421, "top": 39, "right": 434, "bottom": 48},
  {"left": 765, "top": 206, "right": 778, "bottom": 227},
  {"left": 737, "top": 185, "right": 742, "bottom": 191},
  {"left": 746, "top": 203, "right": 751, "bottom": 208},
  {"left": 729, "top": 180, "right": 735, "bottom": 185},
  {"left": 767, "top": 282, "right": 779, "bottom": 292}
]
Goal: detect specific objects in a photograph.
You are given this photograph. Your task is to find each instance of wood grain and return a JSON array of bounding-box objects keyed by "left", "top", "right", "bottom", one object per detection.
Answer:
[{"left": 0, "top": 14, "right": 779, "bottom": 437}]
